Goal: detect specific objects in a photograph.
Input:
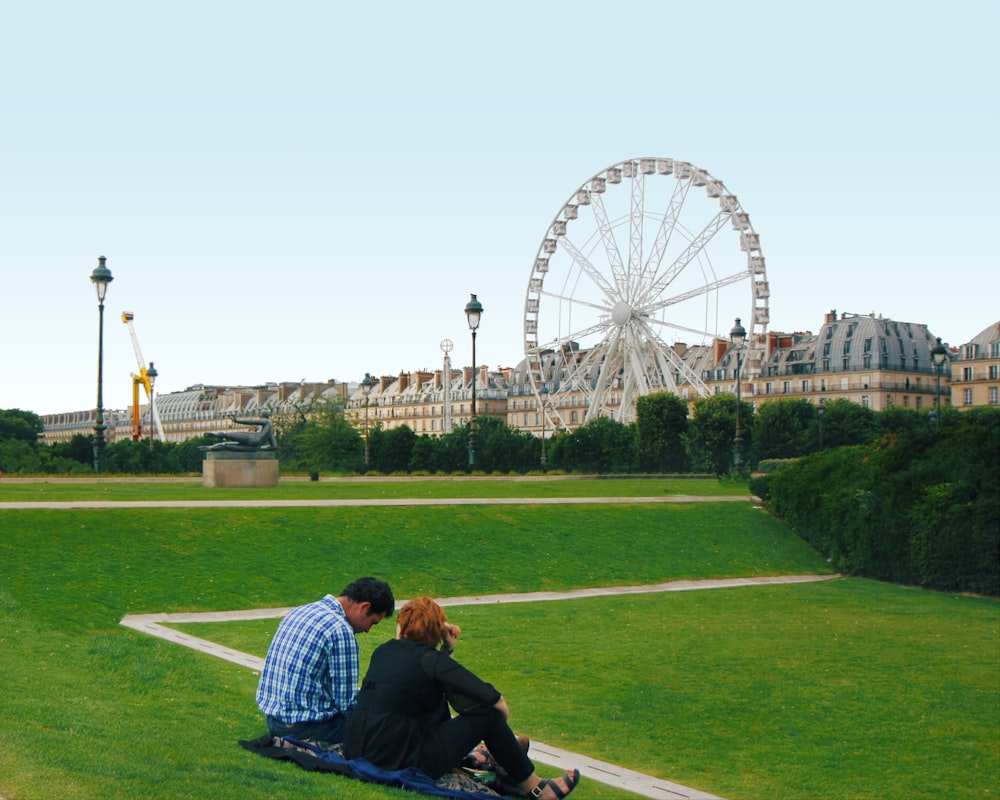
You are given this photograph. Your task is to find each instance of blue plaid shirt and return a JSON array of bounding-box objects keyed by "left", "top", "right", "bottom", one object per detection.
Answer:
[{"left": 256, "top": 595, "right": 360, "bottom": 723}]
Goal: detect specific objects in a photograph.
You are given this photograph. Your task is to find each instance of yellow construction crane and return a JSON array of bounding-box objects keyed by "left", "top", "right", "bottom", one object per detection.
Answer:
[{"left": 121, "top": 312, "right": 165, "bottom": 443}]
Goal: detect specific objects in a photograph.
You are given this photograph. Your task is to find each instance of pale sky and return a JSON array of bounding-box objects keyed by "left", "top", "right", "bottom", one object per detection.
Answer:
[{"left": 2, "top": 1, "right": 997, "bottom": 416}]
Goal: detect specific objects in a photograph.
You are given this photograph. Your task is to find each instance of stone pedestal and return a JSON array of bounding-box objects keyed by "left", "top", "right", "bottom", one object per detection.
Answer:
[{"left": 202, "top": 450, "right": 279, "bottom": 488}]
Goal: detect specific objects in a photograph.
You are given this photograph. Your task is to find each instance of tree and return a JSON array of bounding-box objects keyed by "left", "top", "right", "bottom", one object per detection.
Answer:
[
  {"left": 48, "top": 434, "right": 93, "bottom": 466},
  {"left": 370, "top": 425, "right": 416, "bottom": 473},
  {"left": 276, "top": 399, "right": 363, "bottom": 473},
  {"left": 635, "top": 392, "right": 689, "bottom": 472},
  {"left": 559, "top": 416, "right": 636, "bottom": 473},
  {"left": 816, "top": 398, "right": 879, "bottom": 448},
  {"left": 749, "top": 398, "right": 817, "bottom": 463},
  {"left": 474, "top": 416, "right": 539, "bottom": 473},
  {"left": 0, "top": 409, "right": 43, "bottom": 444},
  {"left": 683, "top": 393, "right": 754, "bottom": 474}
]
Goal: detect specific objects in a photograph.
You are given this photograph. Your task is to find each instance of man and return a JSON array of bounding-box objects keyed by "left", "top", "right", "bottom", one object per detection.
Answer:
[{"left": 256, "top": 577, "right": 395, "bottom": 744}]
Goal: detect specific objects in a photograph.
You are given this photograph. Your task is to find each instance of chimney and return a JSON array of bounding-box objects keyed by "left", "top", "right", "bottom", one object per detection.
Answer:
[{"left": 714, "top": 338, "right": 729, "bottom": 365}]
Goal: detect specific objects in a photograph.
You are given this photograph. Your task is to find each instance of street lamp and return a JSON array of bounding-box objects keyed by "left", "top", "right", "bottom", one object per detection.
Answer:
[
  {"left": 147, "top": 361, "right": 158, "bottom": 451},
  {"left": 930, "top": 337, "right": 948, "bottom": 430},
  {"left": 539, "top": 384, "right": 549, "bottom": 467},
  {"left": 90, "top": 256, "right": 114, "bottom": 472},
  {"left": 465, "top": 293, "right": 484, "bottom": 467},
  {"left": 817, "top": 401, "right": 825, "bottom": 451},
  {"left": 729, "top": 317, "right": 747, "bottom": 472},
  {"left": 361, "top": 372, "right": 375, "bottom": 466}
]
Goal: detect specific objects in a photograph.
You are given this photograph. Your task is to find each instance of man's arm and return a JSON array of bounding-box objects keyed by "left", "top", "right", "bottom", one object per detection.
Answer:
[{"left": 327, "top": 625, "right": 361, "bottom": 714}]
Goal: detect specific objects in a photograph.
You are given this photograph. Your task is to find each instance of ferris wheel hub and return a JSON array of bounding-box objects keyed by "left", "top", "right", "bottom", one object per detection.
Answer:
[{"left": 611, "top": 301, "right": 633, "bottom": 326}]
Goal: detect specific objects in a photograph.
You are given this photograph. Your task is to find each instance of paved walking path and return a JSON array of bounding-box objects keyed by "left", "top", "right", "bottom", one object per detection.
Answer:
[{"left": 122, "top": 575, "right": 839, "bottom": 800}]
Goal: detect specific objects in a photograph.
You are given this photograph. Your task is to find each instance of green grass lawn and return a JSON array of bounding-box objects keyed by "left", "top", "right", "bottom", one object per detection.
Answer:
[
  {"left": 175, "top": 579, "right": 999, "bottom": 800},
  {"left": 0, "top": 480, "right": 996, "bottom": 800},
  {"left": 0, "top": 475, "right": 746, "bottom": 503}
]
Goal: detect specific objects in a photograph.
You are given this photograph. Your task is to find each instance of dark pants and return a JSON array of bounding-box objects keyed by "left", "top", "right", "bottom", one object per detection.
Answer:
[
  {"left": 420, "top": 706, "right": 534, "bottom": 783},
  {"left": 266, "top": 714, "right": 346, "bottom": 745}
]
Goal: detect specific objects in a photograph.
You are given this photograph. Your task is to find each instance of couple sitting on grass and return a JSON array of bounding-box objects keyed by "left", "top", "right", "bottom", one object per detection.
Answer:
[{"left": 255, "top": 577, "right": 581, "bottom": 800}]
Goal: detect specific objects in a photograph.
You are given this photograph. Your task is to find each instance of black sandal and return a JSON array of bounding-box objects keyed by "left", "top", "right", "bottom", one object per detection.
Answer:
[{"left": 529, "top": 769, "right": 581, "bottom": 799}]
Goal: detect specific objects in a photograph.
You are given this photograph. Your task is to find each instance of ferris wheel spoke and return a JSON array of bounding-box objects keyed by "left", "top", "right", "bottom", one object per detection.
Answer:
[
  {"left": 627, "top": 172, "right": 645, "bottom": 293},
  {"left": 585, "top": 336, "right": 624, "bottom": 422},
  {"left": 643, "top": 315, "right": 719, "bottom": 343},
  {"left": 639, "top": 179, "right": 691, "bottom": 293},
  {"left": 558, "top": 235, "right": 618, "bottom": 301},
  {"left": 638, "top": 209, "right": 731, "bottom": 308},
  {"left": 557, "top": 340, "right": 612, "bottom": 404},
  {"left": 639, "top": 321, "right": 713, "bottom": 395},
  {"left": 532, "top": 317, "right": 614, "bottom": 354},
  {"left": 536, "top": 287, "right": 609, "bottom": 317},
  {"left": 644, "top": 270, "right": 751, "bottom": 317},
  {"left": 588, "top": 190, "right": 628, "bottom": 294}
]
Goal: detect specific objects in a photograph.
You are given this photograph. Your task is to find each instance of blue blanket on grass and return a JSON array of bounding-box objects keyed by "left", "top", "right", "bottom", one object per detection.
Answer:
[{"left": 239, "top": 734, "right": 509, "bottom": 799}]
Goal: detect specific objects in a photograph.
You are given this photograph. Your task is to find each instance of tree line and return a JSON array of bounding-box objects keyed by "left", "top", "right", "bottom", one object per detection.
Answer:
[{"left": 0, "top": 394, "right": 990, "bottom": 477}]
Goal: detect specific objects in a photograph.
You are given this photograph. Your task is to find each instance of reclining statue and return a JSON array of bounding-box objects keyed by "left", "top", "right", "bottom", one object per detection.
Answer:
[{"left": 200, "top": 410, "right": 277, "bottom": 452}]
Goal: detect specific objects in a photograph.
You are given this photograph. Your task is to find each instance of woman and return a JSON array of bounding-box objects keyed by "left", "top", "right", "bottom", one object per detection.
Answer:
[{"left": 344, "top": 597, "right": 580, "bottom": 799}]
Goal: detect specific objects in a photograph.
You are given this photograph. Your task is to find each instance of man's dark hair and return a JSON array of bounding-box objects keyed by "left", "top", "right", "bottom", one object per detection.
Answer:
[{"left": 341, "top": 577, "right": 395, "bottom": 616}]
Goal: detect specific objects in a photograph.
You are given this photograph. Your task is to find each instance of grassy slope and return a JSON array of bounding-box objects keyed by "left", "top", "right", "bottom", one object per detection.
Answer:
[{"left": 0, "top": 483, "right": 996, "bottom": 800}]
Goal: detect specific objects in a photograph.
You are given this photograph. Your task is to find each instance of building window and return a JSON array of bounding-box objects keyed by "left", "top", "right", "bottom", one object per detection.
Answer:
[
  {"left": 801, "top": 380, "right": 810, "bottom": 393},
  {"left": 990, "top": 365, "right": 999, "bottom": 380},
  {"left": 964, "top": 389, "right": 973, "bottom": 406},
  {"left": 990, "top": 387, "right": 999, "bottom": 405},
  {"left": 782, "top": 381, "right": 791, "bottom": 393},
  {"left": 963, "top": 367, "right": 974, "bottom": 381},
  {"left": 861, "top": 395, "right": 871, "bottom": 408}
]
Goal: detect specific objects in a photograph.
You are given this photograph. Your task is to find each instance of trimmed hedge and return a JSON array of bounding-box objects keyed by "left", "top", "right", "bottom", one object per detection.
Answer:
[{"left": 750, "top": 409, "right": 1000, "bottom": 595}]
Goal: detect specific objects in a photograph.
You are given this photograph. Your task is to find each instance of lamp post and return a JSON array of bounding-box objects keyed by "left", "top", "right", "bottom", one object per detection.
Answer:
[
  {"left": 729, "top": 317, "right": 747, "bottom": 472},
  {"left": 90, "top": 256, "right": 114, "bottom": 472},
  {"left": 817, "top": 401, "right": 824, "bottom": 451},
  {"left": 464, "top": 293, "right": 483, "bottom": 467},
  {"left": 539, "top": 384, "right": 549, "bottom": 468},
  {"left": 361, "top": 372, "right": 375, "bottom": 466},
  {"left": 930, "top": 337, "right": 948, "bottom": 430},
  {"left": 147, "top": 361, "right": 158, "bottom": 451}
]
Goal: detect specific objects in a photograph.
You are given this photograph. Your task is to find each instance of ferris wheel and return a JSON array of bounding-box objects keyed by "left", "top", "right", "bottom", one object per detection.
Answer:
[{"left": 523, "top": 157, "right": 770, "bottom": 427}]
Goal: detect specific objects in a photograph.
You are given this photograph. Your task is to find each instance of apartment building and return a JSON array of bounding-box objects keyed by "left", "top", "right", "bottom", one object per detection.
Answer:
[
  {"left": 948, "top": 322, "right": 1000, "bottom": 411},
  {"left": 40, "top": 313, "right": 997, "bottom": 446}
]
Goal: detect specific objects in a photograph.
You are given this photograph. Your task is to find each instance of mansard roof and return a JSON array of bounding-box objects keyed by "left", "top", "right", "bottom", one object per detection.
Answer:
[{"left": 816, "top": 313, "right": 938, "bottom": 372}]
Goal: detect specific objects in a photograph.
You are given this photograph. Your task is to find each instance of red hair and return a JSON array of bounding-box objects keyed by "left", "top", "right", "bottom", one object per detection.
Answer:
[{"left": 397, "top": 597, "right": 447, "bottom": 647}]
